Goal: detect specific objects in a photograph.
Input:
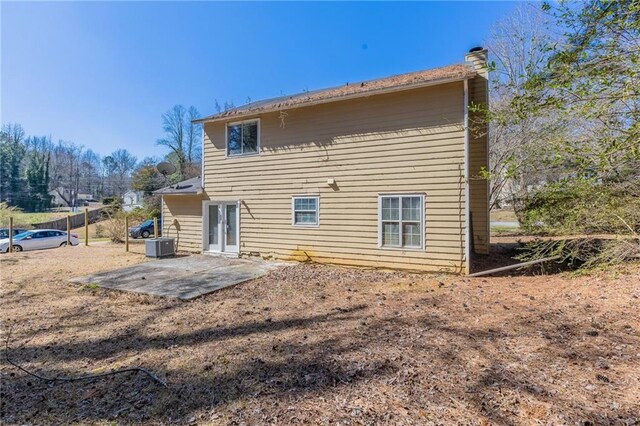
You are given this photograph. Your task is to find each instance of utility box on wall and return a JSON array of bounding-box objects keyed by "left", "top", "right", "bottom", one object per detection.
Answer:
[{"left": 145, "top": 237, "right": 175, "bottom": 258}]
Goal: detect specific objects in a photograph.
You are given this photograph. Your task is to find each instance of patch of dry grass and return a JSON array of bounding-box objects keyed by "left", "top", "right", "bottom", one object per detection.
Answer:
[
  {"left": 490, "top": 209, "right": 518, "bottom": 222},
  {"left": 1, "top": 245, "right": 639, "bottom": 424}
]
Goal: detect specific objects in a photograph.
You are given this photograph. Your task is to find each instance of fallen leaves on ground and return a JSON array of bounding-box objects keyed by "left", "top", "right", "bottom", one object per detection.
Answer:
[{"left": 1, "top": 244, "right": 638, "bottom": 424}]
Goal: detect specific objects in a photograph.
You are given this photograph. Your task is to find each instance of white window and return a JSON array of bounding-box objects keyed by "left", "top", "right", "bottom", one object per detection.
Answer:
[
  {"left": 292, "top": 196, "right": 319, "bottom": 227},
  {"left": 226, "top": 119, "right": 259, "bottom": 156},
  {"left": 378, "top": 194, "right": 424, "bottom": 249}
]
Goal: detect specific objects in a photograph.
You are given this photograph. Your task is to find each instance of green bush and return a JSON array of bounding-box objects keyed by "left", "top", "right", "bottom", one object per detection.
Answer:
[
  {"left": 94, "top": 223, "right": 105, "bottom": 238},
  {"left": 128, "top": 207, "right": 149, "bottom": 222},
  {"left": 143, "top": 194, "right": 162, "bottom": 215},
  {"left": 103, "top": 211, "right": 126, "bottom": 243},
  {"left": 101, "top": 196, "right": 121, "bottom": 206},
  {"left": 102, "top": 209, "right": 150, "bottom": 243},
  {"left": 522, "top": 178, "right": 640, "bottom": 236},
  {"left": 519, "top": 177, "right": 640, "bottom": 270},
  {"left": 100, "top": 197, "right": 122, "bottom": 219}
]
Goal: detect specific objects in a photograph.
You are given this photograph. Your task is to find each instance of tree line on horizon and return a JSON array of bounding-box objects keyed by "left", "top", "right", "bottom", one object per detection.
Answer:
[{"left": 0, "top": 105, "right": 202, "bottom": 212}]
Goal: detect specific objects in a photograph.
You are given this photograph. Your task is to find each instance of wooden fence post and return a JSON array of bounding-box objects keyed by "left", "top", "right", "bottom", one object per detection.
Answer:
[
  {"left": 8, "top": 217, "right": 13, "bottom": 253},
  {"left": 125, "top": 215, "right": 129, "bottom": 252},
  {"left": 66, "top": 216, "right": 71, "bottom": 246},
  {"left": 85, "top": 208, "right": 89, "bottom": 246},
  {"left": 153, "top": 217, "right": 158, "bottom": 238}
]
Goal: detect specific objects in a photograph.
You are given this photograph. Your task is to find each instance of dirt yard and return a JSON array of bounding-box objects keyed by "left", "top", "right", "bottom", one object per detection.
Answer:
[{"left": 1, "top": 244, "right": 639, "bottom": 425}]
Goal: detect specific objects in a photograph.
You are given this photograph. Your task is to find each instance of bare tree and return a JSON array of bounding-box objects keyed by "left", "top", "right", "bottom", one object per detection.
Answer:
[
  {"left": 481, "top": 3, "right": 562, "bottom": 213},
  {"left": 79, "top": 149, "right": 104, "bottom": 199},
  {"left": 157, "top": 105, "right": 187, "bottom": 181},
  {"left": 156, "top": 105, "right": 201, "bottom": 181},
  {"left": 1, "top": 122, "right": 144, "bottom": 209},
  {"left": 186, "top": 106, "right": 202, "bottom": 166},
  {"left": 49, "top": 141, "right": 83, "bottom": 207},
  {"left": 24, "top": 136, "right": 52, "bottom": 211},
  {"left": 102, "top": 149, "right": 137, "bottom": 197}
]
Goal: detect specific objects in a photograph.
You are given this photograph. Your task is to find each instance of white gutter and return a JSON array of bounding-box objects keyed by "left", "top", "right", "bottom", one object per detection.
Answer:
[
  {"left": 463, "top": 78, "right": 470, "bottom": 275},
  {"left": 194, "top": 75, "right": 472, "bottom": 124}
]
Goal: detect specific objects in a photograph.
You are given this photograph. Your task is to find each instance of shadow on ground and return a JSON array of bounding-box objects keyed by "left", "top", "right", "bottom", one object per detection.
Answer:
[{"left": 2, "top": 286, "right": 638, "bottom": 424}]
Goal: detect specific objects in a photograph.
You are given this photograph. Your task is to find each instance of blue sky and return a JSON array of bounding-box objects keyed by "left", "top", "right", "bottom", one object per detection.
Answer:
[{"left": 1, "top": 1, "right": 516, "bottom": 159}]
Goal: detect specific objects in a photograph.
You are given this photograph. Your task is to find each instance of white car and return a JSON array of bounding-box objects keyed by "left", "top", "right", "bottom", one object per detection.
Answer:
[{"left": 0, "top": 229, "right": 79, "bottom": 253}]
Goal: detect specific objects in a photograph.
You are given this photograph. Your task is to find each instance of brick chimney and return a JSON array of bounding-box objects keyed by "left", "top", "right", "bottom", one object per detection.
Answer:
[
  {"left": 463, "top": 46, "right": 490, "bottom": 269},
  {"left": 465, "top": 47, "right": 488, "bottom": 78}
]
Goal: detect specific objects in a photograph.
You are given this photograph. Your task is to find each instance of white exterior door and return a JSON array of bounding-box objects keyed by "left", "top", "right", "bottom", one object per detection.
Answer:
[
  {"left": 204, "top": 201, "right": 239, "bottom": 254},
  {"left": 205, "top": 203, "right": 221, "bottom": 252}
]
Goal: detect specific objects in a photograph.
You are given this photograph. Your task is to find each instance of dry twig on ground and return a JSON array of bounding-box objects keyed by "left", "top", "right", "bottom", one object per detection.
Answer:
[{"left": 4, "top": 324, "right": 167, "bottom": 387}]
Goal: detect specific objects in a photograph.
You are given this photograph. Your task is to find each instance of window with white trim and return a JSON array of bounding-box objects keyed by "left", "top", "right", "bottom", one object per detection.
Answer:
[
  {"left": 226, "top": 120, "right": 259, "bottom": 156},
  {"left": 379, "top": 195, "right": 424, "bottom": 249},
  {"left": 292, "top": 196, "right": 319, "bottom": 226}
]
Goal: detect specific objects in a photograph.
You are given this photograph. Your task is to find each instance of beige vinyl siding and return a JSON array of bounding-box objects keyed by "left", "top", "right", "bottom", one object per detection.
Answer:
[
  {"left": 202, "top": 82, "right": 469, "bottom": 273},
  {"left": 466, "top": 53, "right": 490, "bottom": 255},
  {"left": 161, "top": 194, "right": 203, "bottom": 252}
]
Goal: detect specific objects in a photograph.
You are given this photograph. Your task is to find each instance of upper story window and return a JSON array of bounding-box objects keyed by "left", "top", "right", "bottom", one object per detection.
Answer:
[{"left": 226, "top": 119, "right": 259, "bottom": 157}]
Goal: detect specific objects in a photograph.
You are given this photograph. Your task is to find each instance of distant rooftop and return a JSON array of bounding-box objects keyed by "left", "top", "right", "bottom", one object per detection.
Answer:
[{"left": 194, "top": 63, "right": 477, "bottom": 124}]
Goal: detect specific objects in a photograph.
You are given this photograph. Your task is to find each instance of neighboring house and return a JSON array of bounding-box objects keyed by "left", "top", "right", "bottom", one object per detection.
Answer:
[
  {"left": 158, "top": 48, "right": 489, "bottom": 274},
  {"left": 49, "top": 188, "right": 95, "bottom": 207},
  {"left": 123, "top": 190, "right": 144, "bottom": 212},
  {"left": 49, "top": 189, "right": 67, "bottom": 207},
  {"left": 77, "top": 193, "right": 95, "bottom": 203}
]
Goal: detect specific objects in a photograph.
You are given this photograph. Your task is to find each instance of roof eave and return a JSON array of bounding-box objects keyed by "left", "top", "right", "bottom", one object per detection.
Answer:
[
  {"left": 153, "top": 188, "right": 203, "bottom": 196},
  {"left": 193, "top": 74, "right": 473, "bottom": 125}
]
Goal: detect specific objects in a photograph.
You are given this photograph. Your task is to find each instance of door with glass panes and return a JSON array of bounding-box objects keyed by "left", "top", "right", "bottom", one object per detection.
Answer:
[{"left": 205, "top": 201, "right": 239, "bottom": 254}]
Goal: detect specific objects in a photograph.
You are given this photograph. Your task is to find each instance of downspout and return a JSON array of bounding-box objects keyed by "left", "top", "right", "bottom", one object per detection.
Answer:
[
  {"left": 463, "top": 79, "right": 470, "bottom": 275},
  {"left": 200, "top": 123, "right": 205, "bottom": 190},
  {"left": 200, "top": 123, "right": 206, "bottom": 254}
]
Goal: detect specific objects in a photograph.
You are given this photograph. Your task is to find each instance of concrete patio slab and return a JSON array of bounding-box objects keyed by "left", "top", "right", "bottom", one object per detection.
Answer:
[{"left": 70, "top": 255, "right": 284, "bottom": 299}]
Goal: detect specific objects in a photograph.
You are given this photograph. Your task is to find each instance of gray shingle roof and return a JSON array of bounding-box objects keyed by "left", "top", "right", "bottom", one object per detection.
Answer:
[
  {"left": 153, "top": 176, "right": 202, "bottom": 195},
  {"left": 194, "top": 63, "right": 476, "bottom": 124}
]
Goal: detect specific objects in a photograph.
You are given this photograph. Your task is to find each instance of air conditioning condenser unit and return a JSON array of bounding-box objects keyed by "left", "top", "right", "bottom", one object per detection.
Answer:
[{"left": 145, "top": 237, "right": 175, "bottom": 258}]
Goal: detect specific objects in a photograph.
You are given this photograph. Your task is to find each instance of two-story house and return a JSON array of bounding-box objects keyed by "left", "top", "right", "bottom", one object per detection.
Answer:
[{"left": 157, "top": 48, "right": 489, "bottom": 274}]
